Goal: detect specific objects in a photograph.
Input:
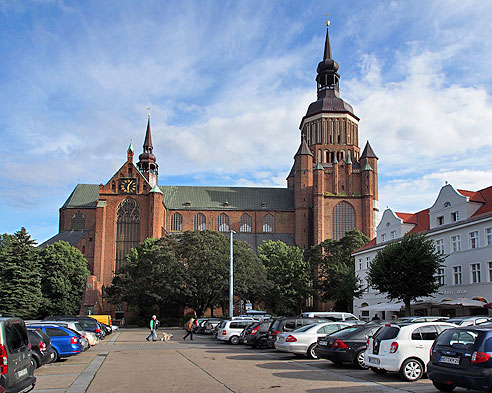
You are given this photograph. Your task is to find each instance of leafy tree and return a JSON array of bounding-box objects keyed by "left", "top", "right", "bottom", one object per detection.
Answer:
[
  {"left": 367, "top": 233, "right": 445, "bottom": 316},
  {"left": 307, "top": 230, "right": 369, "bottom": 312},
  {"left": 108, "top": 237, "right": 186, "bottom": 319},
  {"left": 258, "top": 240, "right": 311, "bottom": 315},
  {"left": 39, "top": 241, "right": 90, "bottom": 316},
  {"left": 0, "top": 228, "right": 42, "bottom": 318}
]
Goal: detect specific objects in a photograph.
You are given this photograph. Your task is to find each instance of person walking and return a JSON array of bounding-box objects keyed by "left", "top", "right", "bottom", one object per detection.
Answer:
[
  {"left": 146, "top": 315, "right": 159, "bottom": 341},
  {"left": 183, "top": 317, "right": 194, "bottom": 340}
]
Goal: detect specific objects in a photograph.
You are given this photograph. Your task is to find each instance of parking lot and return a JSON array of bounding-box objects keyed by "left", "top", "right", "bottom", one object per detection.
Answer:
[{"left": 32, "top": 327, "right": 483, "bottom": 393}]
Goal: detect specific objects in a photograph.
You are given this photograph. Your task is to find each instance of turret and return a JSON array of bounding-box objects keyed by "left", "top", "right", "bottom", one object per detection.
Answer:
[{"left": 136, "top": 115, "right": 159, "bottom": 187}]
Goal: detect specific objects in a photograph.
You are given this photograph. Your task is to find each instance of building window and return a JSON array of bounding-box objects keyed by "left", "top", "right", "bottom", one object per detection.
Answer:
[
  {"left": 471, "top": 263, "right": 481, "bottom": 284},
  {"left": 194, "top": 213, "right": 206, "bottom": 231},
  {"left": 451, "top": 211, "right": 459, "bottom": 222},
  {"left": 218, "top": 213, "right": 229, "bottom": 232},
  {"left": 435, "top": 239, "right": 445, "bottom": 255},
  {"left": 451, "top": 235, "right": 461, "bottom": 252},
  {"left": 332, "top": 201, "right": 356, "bottom": 240},
  {"left": 381, "top": 233, "right": 386, "bottom": 242},
  {"left": 437, "top": 216, "right": 444, "bottom": 226},
  {"left": 444, "top": 201, "right": 451, "bottom": 208},
  {"left": 436, "top": 267, "right": 445, "bottom": 286},
  {"left": 115, "top": 198, "right": 140, "bottom": 273},
  {"left": 170, "top": 213, "right": 183, "bottom": 232},
  {"left": 71, "top": 211, "right": 86, "bottom": 230},
  {"left": 262, "top": 214, "right": 275, "bottom": 233},
  {"left": 488, "top": 262, "right": 492, "bottom": 282},
  {"left": 317, "top": 149, "right": 322, "bottom": 163},
  {"left": 391, "top": 230, "right": 396, "bottom": 239},
  {"left": 469, "top": 231, "right": 479, "bottom": 249},
  {"left": 366, "top": 256, "right": 371, "bottom": 268},
  {"left": 453, "top": 266, "right": 462, "bottom": 285},
  {"left": 486, "top": 228, "right": 492, "bottom": 246},
  {"left": 240, "top": 214, "right": 252, "bottom": 232},
  {"left": 358, "top": 258, "right": 363, "bottom": 270}
]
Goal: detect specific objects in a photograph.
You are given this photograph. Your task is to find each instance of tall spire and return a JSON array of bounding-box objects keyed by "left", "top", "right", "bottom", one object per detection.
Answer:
[
  {"left": 143, "top": 115, "right": 153, "bottom": 152},
  {"left": 316, "top": 22, "right": 340, "bottom": 96},
  {"left": 136, "top": 113, "right": 159, "bottom": 187}
]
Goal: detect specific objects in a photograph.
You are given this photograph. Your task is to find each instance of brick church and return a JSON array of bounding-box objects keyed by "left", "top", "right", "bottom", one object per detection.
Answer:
[{"left": 42, "top": 25, "right": 379, "bottom": 318}]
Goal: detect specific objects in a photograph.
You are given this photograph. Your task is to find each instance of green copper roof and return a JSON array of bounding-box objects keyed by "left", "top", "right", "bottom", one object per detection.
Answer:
[
  {"left": 61, "top": 184, "right": 100, "bottom": 209},
  {"left": 362, "top": 162, "right": 373, "bottom": 171},
  {"left": 150, "top": 184, "right": 163, "bottom": 194},
  {"left": 160, "top": 186, "right": 294, "bottom": 211}
]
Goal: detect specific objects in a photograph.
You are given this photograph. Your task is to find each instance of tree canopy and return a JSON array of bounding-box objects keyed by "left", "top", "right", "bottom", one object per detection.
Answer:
[{"left": 367, "top": 233, "right": 445, "bottom": 315}]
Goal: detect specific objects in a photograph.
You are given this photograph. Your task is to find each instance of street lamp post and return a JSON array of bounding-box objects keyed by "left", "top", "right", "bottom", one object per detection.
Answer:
[{"left": 229, "top": 230, "right": 236, "bottom": 318}]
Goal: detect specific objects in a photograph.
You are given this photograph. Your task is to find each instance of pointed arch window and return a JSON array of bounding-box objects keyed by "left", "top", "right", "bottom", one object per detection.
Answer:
[
  {"left": 325, "top": 150, "right": 330, "bottom": 163},
  {"left": 218, "top": 213, "right": 229, "bottom": 232},
  {"left": 170, "top": 212, "right": 183, "bottom": 232},
  {"left": 317, "top": 149, "right": 322, "bottom": 163},
  {"left": 71, "top": 211, "right": 86, "bottom": 230},
  {"left": 194, "top": 213, "right": 206, "bottom": 231},
  {"left": 240, "top": 214, "right": 252, "bottom": 232},
  {"left": 263, "top": 214, "right": 275, "bottom": 233},
  {"left": 332, "top": 201, "right": 355, "bottom": 240},
  {"left": 115, "top": 198, "right": 140, "bottom": 273}
]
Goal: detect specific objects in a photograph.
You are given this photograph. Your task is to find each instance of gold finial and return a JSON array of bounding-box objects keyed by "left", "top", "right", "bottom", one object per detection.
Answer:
[
  {"left": 325, "top": 13, "right": 330, "bottom": 26},
  {"left": 146, "top": 107, "right": 151, "bottom": 118}
]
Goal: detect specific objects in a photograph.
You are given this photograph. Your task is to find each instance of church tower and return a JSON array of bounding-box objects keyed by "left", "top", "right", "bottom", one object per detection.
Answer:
[
  {"left": 136, "top": 115, "right": 159, "bottom": 187},
  {"left": 291, "top": 22, "right": 379, "bottom": 246}
]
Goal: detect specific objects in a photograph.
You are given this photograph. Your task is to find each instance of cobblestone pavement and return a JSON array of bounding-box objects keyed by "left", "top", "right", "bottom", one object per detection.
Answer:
[{"left": 32, "top": 328, "right": 483, "bottom": 393}]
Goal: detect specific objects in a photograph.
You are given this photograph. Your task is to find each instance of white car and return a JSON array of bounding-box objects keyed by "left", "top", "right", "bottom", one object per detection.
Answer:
[
  {"left": 364, "top": 321, "right": 456, "bottom": 381},
  {"left": 275, "top": 322, "right": 351, "bottom": 359},
  {"left": 216, "top": 319, "right": 255, "bottom": 344}
]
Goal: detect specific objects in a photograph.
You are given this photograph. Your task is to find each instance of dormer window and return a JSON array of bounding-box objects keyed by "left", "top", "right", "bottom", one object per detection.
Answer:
[
  {"left": 444, "top": 201, "right": 451, "bottom": 208},
  {"left": 451, "top": 211, "right": 459, "bottom": 222}
]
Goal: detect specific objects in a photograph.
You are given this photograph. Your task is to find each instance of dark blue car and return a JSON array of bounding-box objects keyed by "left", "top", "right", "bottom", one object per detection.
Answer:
[
  {"left": 428, "top": 325, "right": 492, "bottom": 392},
  {"left": 27, "top": 325, "right": 83, "bottom": 361}
]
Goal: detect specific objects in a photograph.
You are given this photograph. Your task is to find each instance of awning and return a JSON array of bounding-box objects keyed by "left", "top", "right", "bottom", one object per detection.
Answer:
[{"left": 359, "top": 302, "right": 404, "bottom": 312}]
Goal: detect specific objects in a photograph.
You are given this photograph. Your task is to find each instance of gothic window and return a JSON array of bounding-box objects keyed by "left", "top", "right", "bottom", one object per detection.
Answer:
[
  {"left": 316, "top": 122, "right": 322, "bottom": 144},
  {"left": 325, "top": 150, "right": 330, "bottom": 163},
  {"left": 115, "top": 198, "right": 140, "bottom": 273},
  {"left": 240, "top": 214, "right": 252, "bottom": 232},
  {"left": 332, "top": 201, "right": 355, "bottom": 240},
  {"left": 263, "top": 214, "right": 275, "bottom": 233},
  {"left": 170, "top": 213, "right": 183, "bottom": 232},
  {"left": 329, "top": 120, "right": 333, "bottom": 144},
  {"left": 71, "top": 211, "right": 86, "bottom": 230},
  {"left": 218, "top": 213, "right": 229, "bottom": 232},
  {"left": 318, "top": 149, "right": 322, "bottom": 163},
  {"left": 194, "top": 213, "right": 206, "bottom": 231},
  {"left": 323, "top": 120, "right": 328, "bottom": 144}
]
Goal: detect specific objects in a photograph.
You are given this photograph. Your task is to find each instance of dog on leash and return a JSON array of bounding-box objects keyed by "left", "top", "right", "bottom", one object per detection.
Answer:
[{"left": 161, "top": 332, "right": 173, "bottom": 341}]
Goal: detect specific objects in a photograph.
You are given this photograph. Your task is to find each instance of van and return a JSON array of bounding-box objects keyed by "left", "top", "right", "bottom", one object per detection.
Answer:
[
  {"left": 87, "top": 315, "right": 112, "bottom": 327},
  {"left": 300, "top": 312, "right": 359, "bottom": 322},
  {"left": 0, "top": 315, "right": 36, "bottom": 393}
]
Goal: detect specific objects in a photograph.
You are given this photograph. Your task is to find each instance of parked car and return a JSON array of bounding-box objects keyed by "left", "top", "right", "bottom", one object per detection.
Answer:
[
  {"left": 394, "top": 316, "right": 449, "bottom": 324},
  {"left": 266, "top": 317, "right": 329, "bottom": 348},
  {"left": 239, "top": 322, "right": 257, "bottom": 344},
  {"left": 364, "top": 321, "right": 456, "bottom": 381},
  {"left": 203, "top": 318, "right": 223, "bottom": 335},
  {"left": 27, "top": 328, "right": 56, "bottom": 368},
  {"left": 428, "top": 325, "right": 492, "bottom": 392},
  {"left": 275, "top": 322, "right": 350, "bottom": 359},
  {"left": 0, "top": 315, "right": 36, "bottom": 393},
  {"left": 216, "top": 319, "right": 255, "bottom": 344},
  {"left": 44, "top": 316, "right": 104, "bottom": 339},
  {"left": 316, "top": 323, "right": 383, "bottom": 368},
  {"left": 31, "top": 320, "right": 91, "bottom": 350},
  {"left": 300, "top": 312, "right": 359, "bottom": 322},
  {"left": 27, "top": 324, "right": 84, "bottom": 361},
  {"left": 446, "top": 316, "right": 492, "bottom": 326},
  {"left": 28, "top": 329, "right": 51, "bottom": 368},
  {"left": 245, "top": 321, "right": 272, "bottom": 349},
  {"left": 193, "top": 319, "right": 209, "bottom": 333}
]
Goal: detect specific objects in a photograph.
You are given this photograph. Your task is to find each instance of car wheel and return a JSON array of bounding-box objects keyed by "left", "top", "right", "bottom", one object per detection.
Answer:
[
  {"left": 229, "top": 336, "right": 240, "bottom": 345},
  {"left": 399, "top": 358, "right": 424, "bottom": 381},
  {"left": 52, "top": 349, "right": 59, "bottom": 362},
  {"left": 32, "top": 357, "right": 40, "bottom": 369},
  {"left": 370, "top": 367, "right": 387, "bottom": 374},
  {"left": 354, "top": 349, "right": 368, "bottom": 369},
  {"left": 307, "top": 344, "right": 318, "bottom": 359},
  {"left": 432, "top": 381, "right": 455, "bottom": 392}
]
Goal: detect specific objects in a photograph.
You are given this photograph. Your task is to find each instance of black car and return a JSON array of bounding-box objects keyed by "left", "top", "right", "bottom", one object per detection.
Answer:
[
  {"left": 316, "top": 323, "right": 382, "bottom": 368},
  {"left": 266, "top": 317, "right": 328, "bottom": 348},
  {"left": 27, "top": 329, "right": 55, "bottom": 368},
  {"left": 428, "top": 326, "right": 492, "bottom": 392},
  {"left": 245, "top": 321, "right": 272, "bottom": 349}
]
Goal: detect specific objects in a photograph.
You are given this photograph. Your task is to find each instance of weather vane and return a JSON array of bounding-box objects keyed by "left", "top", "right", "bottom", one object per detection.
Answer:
[
  {"left": 147, "top": 107, "right": 151, "bottom": 118},
  {"left": 325, "top": 13, "right": 330, "bottom": 26}
]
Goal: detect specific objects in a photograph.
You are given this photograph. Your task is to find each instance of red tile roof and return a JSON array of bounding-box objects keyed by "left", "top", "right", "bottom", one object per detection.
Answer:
[
  {"left": 458, "top": 189, "right": 486, "bottom": 203},
  {"left": 469, "top": 186, "right": 492, "bottom": 216}
]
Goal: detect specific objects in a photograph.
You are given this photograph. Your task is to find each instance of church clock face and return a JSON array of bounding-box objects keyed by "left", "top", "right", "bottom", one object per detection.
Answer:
[{"left": 119, "top": 178, "right": 137, "bottom": 194}]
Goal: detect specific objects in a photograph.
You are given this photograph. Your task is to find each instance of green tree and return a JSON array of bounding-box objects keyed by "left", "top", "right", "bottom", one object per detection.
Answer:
[
  {"left": 258, "top": 240, "right": 311, "bottom": 315},
  {"left": 367, "top": 233, "right": 445, "bottom": 316},
  {"left": 0, "top": 228, "right": 42, "bottom": 318},
  {"left": 108, "top": 237, "right": 186, "bottom": 319},
  {"left": 307, "top": 230, "right": 369, "bottom": 312},
  {"left": 39, "top": 241, "right": 90, "bottom": 316}
]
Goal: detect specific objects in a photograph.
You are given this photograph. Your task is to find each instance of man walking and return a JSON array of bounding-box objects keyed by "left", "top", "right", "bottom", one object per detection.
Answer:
[
  {"left": 146, "top": 315, "right": 159, "bottom": 341},
  {"left": 183, "top": 317, "right": 194, "bottom": 340}
]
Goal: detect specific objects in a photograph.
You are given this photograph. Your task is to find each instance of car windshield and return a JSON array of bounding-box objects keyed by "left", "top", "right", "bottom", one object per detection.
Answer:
[
  {"left": 293, "top": 323, "right": 318, "bottom": 332},
  {"left": 436, "top": 329, "right": 479, "bottom": 350},
  {"left": 374, "top": 325, "right": 400, "bottom": 340}
]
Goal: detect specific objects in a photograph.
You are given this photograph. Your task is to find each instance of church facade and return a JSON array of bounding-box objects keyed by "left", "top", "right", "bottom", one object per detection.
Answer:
[{"left": 42, "top": 26, "right": 379, "bottom": 318}]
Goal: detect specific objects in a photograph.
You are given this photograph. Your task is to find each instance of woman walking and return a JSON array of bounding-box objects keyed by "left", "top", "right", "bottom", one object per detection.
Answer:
[{"left": 183, "top": 318, "right": 194, "bottom": 340}]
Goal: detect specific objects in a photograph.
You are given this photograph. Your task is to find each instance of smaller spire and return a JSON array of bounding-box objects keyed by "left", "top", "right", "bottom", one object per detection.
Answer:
[
  {"left": 346, "top": 153, "right": 352, "bottom": 165},
  {"left": 362, "top": 162, "right": 373, "bottom": 171},
  {"left": 360, "top": 141, "right": 378, "bottom": 159},
  {"left": 294, "top": 137, "right": 314, "bottom": 157},
  {"left": 315, "top": 163, "right": 324, "bottom": 171},
  {"left": 150, "top": 184, "right": 163, "bottom": 194},
  {"left": 333, "top": 154, "right": 338, "bottom": 164},
  {"left": 127, "top": 140, "right": 134, "bottom": 153}
]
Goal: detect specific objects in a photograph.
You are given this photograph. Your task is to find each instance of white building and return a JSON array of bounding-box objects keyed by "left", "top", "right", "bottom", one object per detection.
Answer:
[{"left": 353, "top": 183, "right": 492, "bottom": 320}]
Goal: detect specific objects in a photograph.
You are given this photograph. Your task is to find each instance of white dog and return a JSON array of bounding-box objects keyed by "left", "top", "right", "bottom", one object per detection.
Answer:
[{"left": 161, "top": 332, "right": 173, "bottom": 341}]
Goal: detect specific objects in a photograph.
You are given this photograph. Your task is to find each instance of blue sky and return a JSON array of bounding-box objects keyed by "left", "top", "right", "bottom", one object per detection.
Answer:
[{"left": 1, "top": 0, "right": 492, "bottom": 244}]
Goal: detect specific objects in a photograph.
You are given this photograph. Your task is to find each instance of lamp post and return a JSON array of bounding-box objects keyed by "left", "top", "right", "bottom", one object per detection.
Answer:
[{"left": 229, "top": 230, "right": 236, "bottom": 318}]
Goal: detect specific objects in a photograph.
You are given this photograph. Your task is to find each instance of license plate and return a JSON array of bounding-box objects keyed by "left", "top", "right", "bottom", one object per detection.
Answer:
[
  {"left": 17, "top": 368, "right": 28, "bottom": 378},
  {"left": 440, "top": 356, "right": 460, "bottom": 365},
  {"left": 368, "top": 357, "right": 380, "bottom": 364},
  {"left": 318, "top": 341, "right": 327, "bottom": 346}
]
